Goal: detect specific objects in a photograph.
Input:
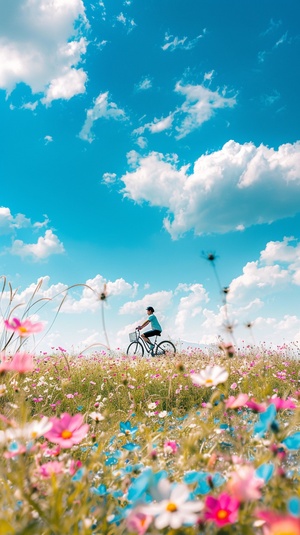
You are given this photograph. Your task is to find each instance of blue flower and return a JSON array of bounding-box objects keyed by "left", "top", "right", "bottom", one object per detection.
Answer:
[
  {"left": 91, "top": 484, "right": 107, "bottom": 496},
  {"left": 122, "top": 442, "right": 140, "bottom": 451},
  {"left": 72, "top": 468, "right": 85, "bottom": 482},
  {"left": 255, "top": 463, "right": 274, "bottom": 483},
  {"left": 127, "top": 468, "right": 167, "bottom": 503},
  {"left": 253, "top": 403, "right": 277, "bottom": 437},
  {"left": 288, "top": 496, "right": 300, "bottom": 517},
  {"left": 104, "top": 449, "right": 122, "bottom": 466},
  {"left": 282, "top": 432, "right": 300, "bottom": 450},
  {"left": 120, "top": 421, "right": 138, "bottom": 436},
  {"left": 184, "top": 471, "right": 225, "bottom": 495}
]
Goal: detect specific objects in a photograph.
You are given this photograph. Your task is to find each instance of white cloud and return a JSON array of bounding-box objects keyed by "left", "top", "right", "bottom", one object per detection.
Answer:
[
  {"left": 61, "top": 274, "right": 135, "bottom": 313},
  {"left": 161, "top": 31, "right": 206, "bottom": 51},
  {"left": 136, "top": 77, "right": 152, "bottom": 91},
  {"left": 134, "top": 81, "right": 236, "bottom": 140},
  {"left": 0, "top": 206, "right": 31, "bottom": 234},
  {"left": 10, "top": 229, "right": 65, "bottom": 260},
  {"left": 116, "top": 12, "right": 136, "bottom": 32},
  {"left": 0, "top": 0, "right": 89, "bottom": 103},
  {"left": 79, "top": 91, "right": 127, "bottom": 142},
  {"left": 175, "top": 283, "right": 209, "bottom": 336},
  {"left": 44, "top": 135, "right": 53, "bottom": 144},
  {"left": 228, "top": 262, "right": 290, "bottom": 302},
  {"left": 133, "top": 114, "right": 174, "bottom": 136},
  {"left": 119, "top": 291, "right": 173, "bottom": 315},
  {"left": 121, "top": 140, "right": 300, "bottom": 238},
  {"left": 102, "top": 172, "right": 117, "bottom": 185},
  {"left": 174, "top": 82, "right": 236, "bottom": 138}
]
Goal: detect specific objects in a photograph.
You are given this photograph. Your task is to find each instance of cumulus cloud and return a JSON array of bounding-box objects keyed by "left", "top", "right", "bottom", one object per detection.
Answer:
[
  {"left": 10, "top": 229, "right": 65, "bottom": 260},
  {"left": 161, "top": 31, "right": 206, "bottom": 51},
  {"left": 0, "top": 0, "right": 88, "bottom": 103},
  {"left": 79, "top": 91, "right": 127, "bottom": 142},
  {"left": 61, "top": 274, "right": 135, "bottom": 313},
  {"left": 121, "top": 140, "right": 300, "bottom": 238},
  {"left": 0, "top": 206, "right": 31, "bottom": 234},
  {"left": 119, "top": 291, "right": 173, "bottom": 315},
  {"left": 174, "top": 283, "right": 209, "bottom": 336},
  {"left": 133, "top": 81, "right": 236, "bottom": 140}
]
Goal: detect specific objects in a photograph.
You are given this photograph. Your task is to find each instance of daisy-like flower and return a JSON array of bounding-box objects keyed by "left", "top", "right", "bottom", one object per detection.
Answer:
[
  {"left": 44, "top": 413, "right": 89, "bottom": 449},
  {"left": 192, "top": 365, "right": 229, "bottom": 388},
  {"left": 89, "top": 411, "right": 105, "bottom": 422},
  {"left": 269, "top": 396, "right": 297, "bottom": 410},
  {"left": 257, "top": 510, "right": 300, "bottom": 535},
  {"left": 4, "top": 318, "right": 43, "bottom": 338},
  {"left": 226, "top": 465, "right": 264, "bottom": 501},
  {"left": 205, "top": 493, "right": 239, "bottom": 527},
  {"left": 140, "top": 479, "right": 203, "bottom": 529}
]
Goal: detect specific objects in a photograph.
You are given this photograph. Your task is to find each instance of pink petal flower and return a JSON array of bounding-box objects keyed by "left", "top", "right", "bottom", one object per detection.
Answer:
[
  {"left": 44, "top": 413, "right": 89, "bottom": 449},
  {"left": 39, "top": 461, "right": 64, "bottom": 478},
  {"left": 205, "top": 493, "right": 239, "bottom": 527},
  {"left": 245, "top": 399, "right": 267, "bottom": 413},
  {"left": 7, "top": 353, "right": 35, "bottom": 373},
  {"left": 127, "top": 511, "right": 153, "bottom": 535},
  {"left": 164, "top": 440, "right": 178, "bottom": 454},
  {"left": 257, "top": 510, "right": 300, "bottom": 535},
  {"left": 226, "top": 465, "right": 264, "bottom": 501},
  {"left": 225, "top": 394, "right": 249, "bottom": 409},
  {"left": 4, "top": 318, "right": 43, "bottom": 338},
  {"left": 269, "top": 397, "right": 297, "bottom": 410}
]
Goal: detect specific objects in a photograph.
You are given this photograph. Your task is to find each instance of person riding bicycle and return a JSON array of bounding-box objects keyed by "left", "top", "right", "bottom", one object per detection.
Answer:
[{"left": 137, "top": 306, "right": 162, "bottom": 354}]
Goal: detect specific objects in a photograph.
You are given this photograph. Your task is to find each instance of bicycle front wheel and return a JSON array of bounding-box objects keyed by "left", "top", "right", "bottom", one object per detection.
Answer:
[
  {"left": 155, "top": 341, "right": 176, "bottom": 357},
  {"left": 127, "top": 341, "right": 144, "bottom": 357}
]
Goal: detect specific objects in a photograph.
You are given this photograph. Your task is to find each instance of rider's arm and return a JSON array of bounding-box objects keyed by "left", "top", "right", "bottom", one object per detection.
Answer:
[{"left": 137, "top": 319, "right": 150, "bottom": 330}]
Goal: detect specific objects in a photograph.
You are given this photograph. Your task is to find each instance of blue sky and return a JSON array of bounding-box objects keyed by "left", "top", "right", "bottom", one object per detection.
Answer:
[{"left": 1, "top": 0, "right": 300, "bottom": 353}]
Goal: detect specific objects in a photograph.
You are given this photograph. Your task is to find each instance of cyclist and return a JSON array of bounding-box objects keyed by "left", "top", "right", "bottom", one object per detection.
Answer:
[{"left": 137, "top": 306, "right": 162, "bottom": 354}]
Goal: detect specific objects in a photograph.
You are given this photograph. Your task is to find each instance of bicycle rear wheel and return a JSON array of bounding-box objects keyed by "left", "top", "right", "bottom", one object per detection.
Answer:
[
  {"left": 155, "top": 340, "right": 176, "bottom": 357},
  {"left": 127, "top": 341, "right": 144, "bottom": 357}
]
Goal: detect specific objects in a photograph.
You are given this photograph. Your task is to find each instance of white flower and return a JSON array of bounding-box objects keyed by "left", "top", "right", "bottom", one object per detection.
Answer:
[
  {"left": 158, "top": 411, "right": 168, "bottom": 418},
  {"left": 140, "top": 479, "right": 203, "bottom": 529},
  {"left": 148, "top": 402, "right": 157, "bottom": 409},
  {"left": 89, "top": 412, "right": 105, "bottom": 422},
  {"left": 191, "top": 365, "right": 229, "bottom": 387}
]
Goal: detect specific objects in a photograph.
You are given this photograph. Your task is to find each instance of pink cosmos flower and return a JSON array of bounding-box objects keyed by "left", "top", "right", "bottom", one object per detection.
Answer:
[
  {"left": 225, "top": 394, "right": 249, "bottom": 409},
  {"left": 7, "top": 353, "right": 35, "bottom": 373},
  {"left": 226, "top": 465, "right": 264, "bottom": 501},
  {"left": 164, "top": 440, "right": 178, "bottom": 454},
  {"left": 44, "top": 413, "right": 89, "bottom": 448},
  {"left": 127, "top": 510, "right": 153, "bottom": 535},
  {"left": 205, "top": 493, "right": 239, "bottom": 527},
  {"left": 257, "top": 510, "right": 300, "bottom": 535},
  {"left": 39, "top": 461, "right": 64, "bottom": 478},
  {"left": 269, "top": 397, "right": 297, "bottom": 410},
  {"left": 4, "top": 318, "right": 43, "bottom": 338},
  {"left": 245, "top": 399, "right": 267, "bottom": 413}
]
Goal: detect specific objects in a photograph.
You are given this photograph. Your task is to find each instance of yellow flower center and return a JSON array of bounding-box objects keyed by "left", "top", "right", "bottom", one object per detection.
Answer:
[
  {"left": 217, "top": 510, "right": 228, "bottom": 520},
  {"left": 19, "top": 327, "right": 28, "bottom": 334},
  {"left": 205, "top": 378, "right": 214, "bottom": 385},
  {"left": 61, "top": 430, "right": 72, "bottom": 439},
  {"left": 166, "top": 502, "right": 177, "bottom": 513}
]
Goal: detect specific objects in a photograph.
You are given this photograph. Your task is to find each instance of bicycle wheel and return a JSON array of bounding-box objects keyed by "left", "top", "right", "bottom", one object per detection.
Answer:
[
  {"left": 127, "top": 341, "right": 144, "bottom": 357},
  {"left": 155, "top": 340, "right": 176, "bottom": 357}
]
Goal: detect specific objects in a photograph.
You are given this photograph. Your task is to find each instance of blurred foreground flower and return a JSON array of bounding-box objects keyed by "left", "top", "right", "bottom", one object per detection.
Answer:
[
  {"left": 127, "top": 510, "right": 152, "bottom": 535},
  {"left": 140, "top": 479, "right": 203, "bottom": 529},
  {"left": 6, "top": 353, "right": 35, "bottom": 373},
  {"left": 45, "top": 413, "right": 89, "bottom": 448},
  {"left": 192, "top": 365, "right": 229, "bottom": 387},
  {"left": 226, "top": 465, "right": 264, "bottom": 501},
  {"left": 257, "top": 510, "right": 300, "bottom": 535},
  {"left": 225, "top": 394, "right": 249, "bottom": 409},
  {"left": 4, "top": 318, "right": 43, "bottom": 338}
]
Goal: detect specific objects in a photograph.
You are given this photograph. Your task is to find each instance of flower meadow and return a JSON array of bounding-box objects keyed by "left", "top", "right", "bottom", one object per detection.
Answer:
[{"left": 1, "top": 320, "right": 300, "bottom": 534}]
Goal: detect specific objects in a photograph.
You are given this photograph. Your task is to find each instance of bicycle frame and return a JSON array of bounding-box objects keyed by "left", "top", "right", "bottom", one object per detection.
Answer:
[{"left": 135, "top": 329, "right": 159, "bottom": 353}]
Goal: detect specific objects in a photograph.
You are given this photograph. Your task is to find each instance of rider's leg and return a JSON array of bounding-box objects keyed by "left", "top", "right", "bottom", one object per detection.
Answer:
[{"left": 141, "top": 334, "right": 154, "bottom": 347}]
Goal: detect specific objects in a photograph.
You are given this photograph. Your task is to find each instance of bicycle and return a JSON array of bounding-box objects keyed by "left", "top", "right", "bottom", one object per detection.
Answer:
[{"left": 126, "top": 329, "right": 176, "bottom": 357}]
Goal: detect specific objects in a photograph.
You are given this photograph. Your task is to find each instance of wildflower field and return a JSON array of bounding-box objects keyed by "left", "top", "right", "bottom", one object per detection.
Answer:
[{"left": 1, "top": 326, "right": 300, "bottom": 534}]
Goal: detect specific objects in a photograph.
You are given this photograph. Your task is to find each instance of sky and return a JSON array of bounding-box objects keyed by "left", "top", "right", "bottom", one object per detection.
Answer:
[{"left": 1, "top": 0, "right": 300, "bottom": 355}]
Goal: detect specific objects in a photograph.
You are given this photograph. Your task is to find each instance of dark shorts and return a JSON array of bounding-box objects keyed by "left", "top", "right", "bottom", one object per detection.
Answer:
[{"left": 144, "top": 330, "right": 161, "bottom": 338}]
